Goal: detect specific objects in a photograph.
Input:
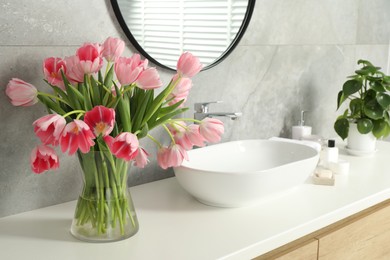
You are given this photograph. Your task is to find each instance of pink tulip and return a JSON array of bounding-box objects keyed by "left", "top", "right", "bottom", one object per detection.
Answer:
[
  {"left": 171, "top": 123, "right": 205, "bottom": 149},
  {"left": 157, "top": 144, "right": 188, "bottom": 169},
  {"left": 104, "top": 132, "right": 139, "bottom": 161},
  {"left": 30, "top": 145, "right": 59, "bottom": 174},
  {"left": 114, "top": 55, "right": 144, "bottom": 86},
  {"left": 76, "top": 42, "right": 103, "bottom": 74},
  {"left": 33, "top": 114, "right": 66, "bottom": 146},
  {"left": 84, "top": 106, "right": 115, "bottom": 137},
  {"left": 60, "top": 120, "right": 95, "bottom": 155},
  {"left": 157, "top": 146, "right": 170, "bottom": 170},
  {"left": 199, "top": 118, "right": 224, "bottom": 143},
  {"left": 136, "top": 67, "right": 163, "bottom": 90},
  {"left": 168, "top": 76, "right": 192, "bottom": 106},
  {"left": 168, "top": 121, "right": 192, "bottom": 150},
  {"left": 185, "top": 124, "right": 206, "bottom": 147},
  {"left": 177, "top": 52, "right": 202, "bottom": 78},
  {"left": 134, "top": 147, "right": 149, "bottom": 168},
  {"left": 43, "top": 57, "right": 67, "bottom": 89},
  {"left": 102, "top": 37, "right": 125, "bottom": 62},
  {"left": 64, "top": 55, "right": 85, "bottom": 83},
  {"left": 5, "top": 78, "right": 38, "bottom": 106}
]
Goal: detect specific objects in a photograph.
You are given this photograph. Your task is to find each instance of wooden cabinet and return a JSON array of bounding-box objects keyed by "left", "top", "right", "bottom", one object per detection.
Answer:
[
  {"left": 256, "top": 199, "right": 390, "bottom": 260},
  {"left": 317, "top": 202, "right": 390, "bottom": 260},
  {"left": 254, "top": 238, "right": 319, "bottom": 260}
]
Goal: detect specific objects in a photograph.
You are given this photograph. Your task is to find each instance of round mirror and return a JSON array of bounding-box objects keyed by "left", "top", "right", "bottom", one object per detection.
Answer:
[{"left": 111, "top": 0, "right": 255, "bottom": 71}]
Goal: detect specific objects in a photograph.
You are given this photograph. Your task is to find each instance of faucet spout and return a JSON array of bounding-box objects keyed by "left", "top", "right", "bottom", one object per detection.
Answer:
[
  {"left": 194, "top": 101, "right": 242, "bottom": 121},
  {"left": 194, "top": 112, "right": 242, "bottom": 121}
]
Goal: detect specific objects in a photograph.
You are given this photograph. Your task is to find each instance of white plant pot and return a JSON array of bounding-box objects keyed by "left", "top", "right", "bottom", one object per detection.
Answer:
[{"left": 347, "top": 122, "right": 376, "bottom": 154}]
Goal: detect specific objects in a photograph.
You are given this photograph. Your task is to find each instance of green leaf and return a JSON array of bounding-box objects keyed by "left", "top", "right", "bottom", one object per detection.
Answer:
[
  {"left": 376, "top": 93, "right": 390, "bottom": 110},
  {"left": 61, "top": 71, "right": 81, "bottom": 109},
  {"left": 334, "top": 118, "right": 349, "bottom": 140},
  {"left": 367, "top": 75, "right": 384, "bottom": 82},
  {"left": 46, "top": 83, "right": 71, "bottom": 105},
  {"left": 372, "top": 119, "right": 390, "bottom": 139},
  {"left": 132, "top": 90, "right": 153, "bottom": 132},
  {"left": 364, "top": 99, "right": 384, "bottom": 120},
  {"left": 80, "top": 82, "right": 93, "bottom": 111},
  {"left": 355, "top": 65, "right": 380, "bottom": 75},
  {"left": 349, "top": 99, "right": 362, "bottom": 117},
  {"left": 37, "top": 95, "right": 66, "bottom": 115},
  {"left": 370, "top": 81, "right": 386, "bottom": 92},
  {"left": 336, "top": 90, "right": 347, "bottom": 110},
  {"left": 355, "top": 69, "right": 370, "bottom": 76},
  {"left": 137, "top": 123, "right": 149, "bottom": 139},
  {"left": 159, "top": 99, "right": 185, "bottom": 116},
  {"left": 384, "top": 76, "right": 390, "bottom": 83},
  {"left": 149, "top": 107, "right": 189, "bottom": 130},
  {"left": 357, "top": 59, "right": 374, "bottom": 67},
  {"left": 113, "top": 83, "right": 131, "bottom": 132},
  {"left": 385, "top": 111, "right": 390, "bottom": 123},
  {"left": 343, "top": 79, "right": 362, "bottom": 97},
  {"left": 141, "top": 76, "right": 183, "bottom": 126},
  {"left": 143, "top": 83, "right": 172, "bottom": 123},
  {"left": 89, "top": 75, "right": 101, "bottom": 106},
  {"left": 342, "top": 109, "right": 349, "bottom": 117},
  {"left": 357, "top": 118, "right": 373, "bottom": 134},
  {"left": 367, "top": 88, "right": 377, "bottom": 97},
  {"left": 103, "top": 65, "right": 114, "bottom": 89}
]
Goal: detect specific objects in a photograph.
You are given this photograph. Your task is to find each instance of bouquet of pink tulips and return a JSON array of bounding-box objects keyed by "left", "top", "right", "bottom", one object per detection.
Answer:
[
  {"left": 5, "top": 36, "right": 224, "bottom": 240},
  {"left": 5, "top": 37, "right": 224, "bottom": 172}
]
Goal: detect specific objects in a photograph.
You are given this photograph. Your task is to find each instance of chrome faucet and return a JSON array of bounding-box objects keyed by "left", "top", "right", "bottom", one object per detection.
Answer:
[{"left": 194, "top": 101, "right": 242, "bottom": 121}]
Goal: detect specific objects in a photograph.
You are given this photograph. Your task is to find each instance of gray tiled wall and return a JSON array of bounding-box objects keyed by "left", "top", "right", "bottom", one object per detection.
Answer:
[{"left": 0, "top": 0, "right": 389, "bottom": 217}]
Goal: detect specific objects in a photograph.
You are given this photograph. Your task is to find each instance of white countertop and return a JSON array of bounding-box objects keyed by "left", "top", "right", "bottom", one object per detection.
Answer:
[{"left": 1, "top": 141, "right": 390, "bottom": 260}]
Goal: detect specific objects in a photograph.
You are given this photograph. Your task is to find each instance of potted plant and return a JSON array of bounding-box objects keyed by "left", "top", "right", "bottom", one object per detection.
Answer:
[{"left": 334, "top": 59, "right": 390, "bottom": 154}]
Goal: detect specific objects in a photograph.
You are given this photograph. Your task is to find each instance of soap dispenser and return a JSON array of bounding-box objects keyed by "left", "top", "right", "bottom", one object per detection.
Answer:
[{"left": 292, "top": 111, "right": 312, "bottom": 140}]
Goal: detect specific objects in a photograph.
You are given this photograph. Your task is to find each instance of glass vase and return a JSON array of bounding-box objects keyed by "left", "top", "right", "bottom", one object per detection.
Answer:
[{"left": 70, "top": 150, "right": 139, "bottom": 242}]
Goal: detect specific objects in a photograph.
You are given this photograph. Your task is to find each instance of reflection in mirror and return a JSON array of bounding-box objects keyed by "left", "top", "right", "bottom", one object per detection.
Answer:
[{"left": 111, "top": 0, "right": 255, "bottom": 71}]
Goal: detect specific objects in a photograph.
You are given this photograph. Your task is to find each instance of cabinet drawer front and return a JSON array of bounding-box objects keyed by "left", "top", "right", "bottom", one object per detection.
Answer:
[{"left": 318, "top": 205, "right": 390, "bottom": 260}]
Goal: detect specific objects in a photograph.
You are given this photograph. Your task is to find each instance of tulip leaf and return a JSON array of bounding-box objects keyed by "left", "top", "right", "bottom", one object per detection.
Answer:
[
  {"left": 61, "top": 71, "right": 81, "bottom": 110},
  {"left": 114, "top": 82, "right": 131, "bottom": 132},
  {"left": 80, "top": 82, "right": 93, "bottom": 111},
  {"left": 37, "top": 95, "right": 66, "bottom": 115},
  {"left": 46, "top": 83, "right": 71, "bottom": 106},
  {"left": 137, "top": 123, "right": 149, "bottom": 139},
  {"left": 133, "top": 90, "right": 153, "bottom": 132},
  {"left": 143, "top": 78, "right": 175, "bottom": 124},
  {"left": 103, "top": 65, "right": 114, "bottom": 90},
  {"left": 149, "top": 107, "right": 189, "bottom": 130},
  {"left": 89, "top": 75, "right": 101, "bottom": 106},
  {"left": 159, "top": 99, "right": 185, "bottom": 116}
]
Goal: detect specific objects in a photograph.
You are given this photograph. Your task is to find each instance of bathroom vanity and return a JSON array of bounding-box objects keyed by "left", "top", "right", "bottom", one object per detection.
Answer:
[{"left": 1, "top": 141, "right": 390, "bottom": 259}]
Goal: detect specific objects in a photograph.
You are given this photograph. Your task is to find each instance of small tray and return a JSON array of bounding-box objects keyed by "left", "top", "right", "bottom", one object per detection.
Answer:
[{"left": 312, "top": 174, "right": 335, "bottom": 186}]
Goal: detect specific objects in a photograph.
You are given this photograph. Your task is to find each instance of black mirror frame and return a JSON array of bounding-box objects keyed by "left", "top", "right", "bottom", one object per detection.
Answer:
[{"left": 110, "top": 0, "right": 256, "bottom": 71}]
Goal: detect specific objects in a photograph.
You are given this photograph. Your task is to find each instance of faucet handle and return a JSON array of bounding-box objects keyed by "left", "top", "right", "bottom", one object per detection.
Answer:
[{"left": 194, "top": 101, "right": 223, "bottom": 113}]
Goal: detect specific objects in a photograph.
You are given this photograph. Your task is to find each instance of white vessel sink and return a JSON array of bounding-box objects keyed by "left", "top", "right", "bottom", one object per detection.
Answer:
[{"left": 174, "top": 139, "right": 319, "bottom": 207}]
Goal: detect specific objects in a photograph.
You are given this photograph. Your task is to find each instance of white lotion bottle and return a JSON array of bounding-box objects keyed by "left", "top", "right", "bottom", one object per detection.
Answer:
[
  {"left": 322, "top": 139, "right": 339, "bottom": 167},
  {"left": 292, "top": 111, "right": 312, "bottom": 140}
]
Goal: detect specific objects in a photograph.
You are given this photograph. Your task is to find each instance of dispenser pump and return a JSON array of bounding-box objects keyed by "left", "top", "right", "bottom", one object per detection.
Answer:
[
  {"left": 292, "top": 110, "right": 312, "bottom": 140},
  {"left": 298, "top": 110, "right": 307, "bottom": 126}
]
